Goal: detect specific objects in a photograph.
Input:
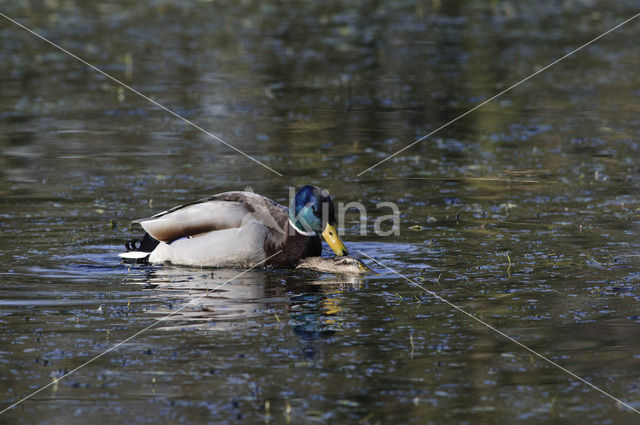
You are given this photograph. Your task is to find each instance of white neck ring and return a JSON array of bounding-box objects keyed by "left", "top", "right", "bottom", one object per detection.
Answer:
[{"left": 289, "top": 218, "right": 316, "bottom": 236}]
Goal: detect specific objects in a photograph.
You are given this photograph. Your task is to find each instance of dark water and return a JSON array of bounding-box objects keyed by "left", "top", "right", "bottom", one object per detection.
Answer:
[{"left": 2, "top": 0, "right": 640, "bottom": 423}]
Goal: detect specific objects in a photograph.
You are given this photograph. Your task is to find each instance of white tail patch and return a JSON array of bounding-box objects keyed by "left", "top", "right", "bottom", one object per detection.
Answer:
[{"left": 118, "top": 251, "right": 150, "bottom": 260}]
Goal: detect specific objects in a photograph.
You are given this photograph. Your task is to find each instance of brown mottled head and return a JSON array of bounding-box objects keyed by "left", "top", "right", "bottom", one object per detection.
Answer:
[{"left": 296, "top": 256, "right": 370, "bottom": 274}]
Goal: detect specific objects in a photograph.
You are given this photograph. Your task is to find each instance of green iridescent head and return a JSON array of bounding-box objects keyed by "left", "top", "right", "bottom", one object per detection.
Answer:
[{"left": 289, "top": 185, "right": 348, "bottom": 256}]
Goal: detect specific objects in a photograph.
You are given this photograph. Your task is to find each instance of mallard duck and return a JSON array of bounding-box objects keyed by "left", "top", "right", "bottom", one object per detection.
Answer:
[
  {"left": 296, "top": 255, "right": 370, "bottom": 274},
  {"left": 119, "top": 185, "right": 348, "bottom": 268}
]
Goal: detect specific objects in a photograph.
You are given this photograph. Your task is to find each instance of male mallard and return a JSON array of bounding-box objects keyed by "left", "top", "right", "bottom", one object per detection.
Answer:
[{"left": 119, "top": 185, "right": 348, "bottom": 268}]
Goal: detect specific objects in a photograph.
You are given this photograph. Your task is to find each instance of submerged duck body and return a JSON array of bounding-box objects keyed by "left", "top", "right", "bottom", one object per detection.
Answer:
[
  {"left": 120, "top": 186, "right": 348, "bottom": 268},
  {"left": 296, "top": 256, "right": 371, "bottom": 274}
]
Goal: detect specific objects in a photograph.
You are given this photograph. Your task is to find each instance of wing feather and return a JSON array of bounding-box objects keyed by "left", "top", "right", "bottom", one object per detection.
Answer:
[{"left": 134, "top": 191, "right": 288, "bottom": 244}]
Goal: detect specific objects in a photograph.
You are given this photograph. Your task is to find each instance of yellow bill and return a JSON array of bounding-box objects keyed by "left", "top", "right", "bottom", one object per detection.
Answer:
[{"left": 322, "top": 223, "right": 348, "bottom": 256}]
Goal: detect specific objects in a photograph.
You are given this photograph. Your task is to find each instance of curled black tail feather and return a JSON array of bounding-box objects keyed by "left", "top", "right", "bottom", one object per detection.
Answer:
[
  {"left": 125, "top": 233, "right": 160, "bottom": 252},
  {"left": 125, "top": 239, "right": 141, "bottom": 251}
]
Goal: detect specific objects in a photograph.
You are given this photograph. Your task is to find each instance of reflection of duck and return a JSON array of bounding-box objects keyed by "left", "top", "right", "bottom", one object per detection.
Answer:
[
  {"left": 120, "top": 185, "right": 348, "bottom": 268},
  {"left": 136, "top": 268, "right": 277, "bottom": 330},
  {"left": 132, "top": 267, "right": 363, "bottom": 332}
]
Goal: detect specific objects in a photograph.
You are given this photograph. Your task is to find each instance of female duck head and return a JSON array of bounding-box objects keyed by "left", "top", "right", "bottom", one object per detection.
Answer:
[{"left": 289, "top": 185, "right": 348, "bottom": 256}]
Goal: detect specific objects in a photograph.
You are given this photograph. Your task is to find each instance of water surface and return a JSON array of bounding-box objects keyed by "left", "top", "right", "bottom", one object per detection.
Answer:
[{"left": 2, "top": 1, "right": 640, "bottom": 424}]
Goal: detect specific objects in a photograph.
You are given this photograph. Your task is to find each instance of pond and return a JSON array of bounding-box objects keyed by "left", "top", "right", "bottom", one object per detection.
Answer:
[{"left": 1, "top": 0, "right": 640, "bottom": 423}]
